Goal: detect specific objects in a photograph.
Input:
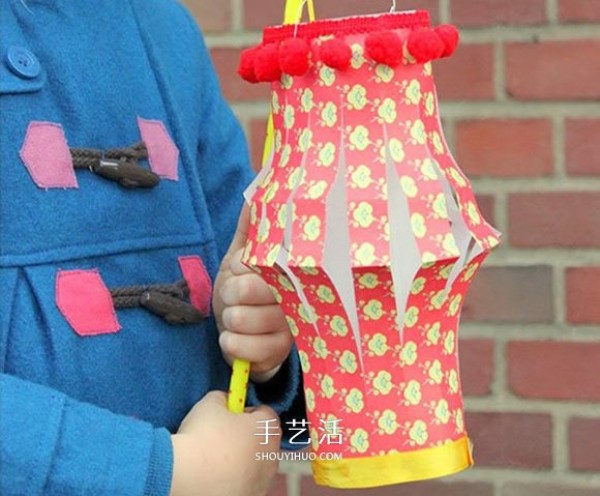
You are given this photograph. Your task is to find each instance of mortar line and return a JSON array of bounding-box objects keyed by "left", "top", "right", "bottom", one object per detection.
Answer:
[
  {"left": 461, "top": 320, "right": 600, "bottom": 338},
  {"left": 494, "top": 41, "right": 506, "bottom": 102},
  {"left": 493, "top": 190, "right": 508, "bottom": 246},
  {"left": 553, "top": 263, "right": 566, "bottom": 326},
  {"left": 286, "top": 471, "right": 300, "bottom": 496},
  {"left": 494, "top": 334, "right": 508, "bottom": 401},
  {"left": 460, "top": 24, "right": 600, "bottom": 43},
  {"left": 447, "top": 467, "right": 600, "bottom": 486},
  {"left": 464, "top": 396, "right": 600, "bottom": 417},
  {"left": 546, "top": 0, "right": 559, "bottom": 24},
  {"left": 553, "top": 410, "right": 569, "bottom": 472},
  {"left": 439, "top": 0, "right": 451, "bottom": 24},
  {"left": 231, "top": 0, "right": 243, "bottom": 32},
  {"left": 205, "top": 32, "right": 263, "bottom": 47},
  {"left": 553, "top": 116, "right": 566, "bottom": 179},
  {"left": 443, "top": 117, "right": 456, "bottom": 152},
  {"left": 470, "top": 178, "right": 600, "bottom": 193}
]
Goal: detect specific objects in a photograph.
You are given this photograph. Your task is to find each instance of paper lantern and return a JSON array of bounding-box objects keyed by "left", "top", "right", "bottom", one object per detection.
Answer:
[{"left": 240, "top": 10, "right": 500, "bottom": 489}]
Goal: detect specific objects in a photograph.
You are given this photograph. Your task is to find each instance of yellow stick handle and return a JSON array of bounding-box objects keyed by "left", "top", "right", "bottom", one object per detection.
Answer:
[
  {"left": 227, "top": 0, "right": 316, "bottom": 414},
  {"left": 227, "top": 359, "right": 250, "bottom": 413}
]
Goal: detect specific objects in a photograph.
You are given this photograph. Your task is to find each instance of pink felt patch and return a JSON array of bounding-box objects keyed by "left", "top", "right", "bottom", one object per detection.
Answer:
[
  {"left": 137, "top": 117, "right": 179, "bottom": 180},
  {"left": 56, "top": 270, "right": 121, "bottom": 337},
  {"left": 20, "top": 122, "right": 78, "bottom": 189},
  {"left": 178, "top": 256, "right": 212, "bottom": 317}
]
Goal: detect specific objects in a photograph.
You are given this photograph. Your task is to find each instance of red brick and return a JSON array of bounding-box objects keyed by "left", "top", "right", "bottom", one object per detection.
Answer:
[
  {"left": 569, "top": 417, "right": 600, "bottom": 472},
  {"left": 455, "top": 119, "right": 553, "bottom": 177},
  {"left": 461, "top": 266, "right": 554, "bottom": 323},
  {"left": 314, "top": 0, "right": 440, "bottom": 24},
  {"left": 508, "top": 192, "right": 600, "bottom": 248},
  {"left": 182, "top": 0, "right": 232, "bottom": 33},
  {"left": 210, "top": 47, "right": 270, "bottom": 102},
  {"left": 508, "top": 341, "right": 600, "bottom": 402},
  {"left": 559, "top": 0, "right": 600, "bottom": 23},
  {"left": 467, "top": 412, "right": 553, "bottom": 468},
  {"left": 300, "top": 477, "right": 493, "bottom": 496},
  {"left": 503, "top": 482, "right": 600, "bottom": 496},
  {"left": 460, "top": 339, "right": 494, "bottom": 396},
  {"left": 451, "top": 0, "right": 546, "bottom": 27},
  {"left": 243, "top": 0, "right": 281, "bottom": 31},
  {"left": 244, "top": 0, "right": 440, "bottom": 30},
  {"left": 435, "top": 44, "right": 495, "bottom": 101},
  {"left": 566, "top": 267, "right": 600, "bottom": 324},
  {"left": 267, "top": 474, "right": 288, "bottom": 496},
  {"left": 506, "top": 40, "right": 600, "bottom": 101},
  {"left": 565, "top": 119, "right": 600, "bottom": 176}
]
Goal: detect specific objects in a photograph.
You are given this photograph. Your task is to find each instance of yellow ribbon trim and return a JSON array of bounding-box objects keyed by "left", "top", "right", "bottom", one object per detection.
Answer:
[
  {"left": 284, "top": 0, "right": 315, "bottom": 24},
  {"left": 312, "top": 436, "right": 474, "bottom": 489}
]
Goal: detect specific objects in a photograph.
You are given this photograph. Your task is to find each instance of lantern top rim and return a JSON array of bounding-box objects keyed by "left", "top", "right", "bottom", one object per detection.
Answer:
[{"left": 263, "top": 10, "right": 431, "bottom": 44}]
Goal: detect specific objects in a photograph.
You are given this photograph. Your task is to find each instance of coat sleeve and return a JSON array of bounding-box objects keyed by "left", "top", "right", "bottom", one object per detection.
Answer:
[
  {"left": 169, "top": 4, "right": 307, "bottom": 447},
  {"left": 0, "top": 373, "right": 172, "bottom": 496}
]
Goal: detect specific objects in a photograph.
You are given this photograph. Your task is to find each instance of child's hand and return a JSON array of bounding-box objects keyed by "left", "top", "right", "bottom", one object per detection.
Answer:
[
  {"left": 170, "top": 391, "right": 280, "bottom": 496},
  {"left": 213, "top": 205, "right": 293, "bottom": 383}
]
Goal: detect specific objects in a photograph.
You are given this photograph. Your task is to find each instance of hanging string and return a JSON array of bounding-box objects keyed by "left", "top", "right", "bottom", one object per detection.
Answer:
[
  {"left": 390, "top": 0, "right": 397, "bottom": 12},
  {"left": 296, "top": 0, "right": 308, "bottom": 20},
  {"left": 293, "top": 0, "right": 308, "bottom": 38}
]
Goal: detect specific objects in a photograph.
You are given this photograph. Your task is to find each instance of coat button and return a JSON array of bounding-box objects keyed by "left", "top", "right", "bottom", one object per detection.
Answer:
[{"left": 5, "top": 45, "right": 41, "bottom": 79}]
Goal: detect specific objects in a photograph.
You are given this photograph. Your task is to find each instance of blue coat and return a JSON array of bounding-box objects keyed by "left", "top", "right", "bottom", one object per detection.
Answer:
[{"left": 0, "top": 0, "right": 301, "bottom": 494}]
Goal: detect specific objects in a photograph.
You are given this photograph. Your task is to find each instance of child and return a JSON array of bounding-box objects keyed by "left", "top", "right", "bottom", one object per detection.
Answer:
[{"left": 0, "top": 0, "right": 301, "bottom": 495}]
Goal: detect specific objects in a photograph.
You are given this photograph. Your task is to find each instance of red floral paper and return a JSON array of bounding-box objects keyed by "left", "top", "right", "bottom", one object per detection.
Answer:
[{"left": 243, "top": 17, "right": 500, "bottom": 460}]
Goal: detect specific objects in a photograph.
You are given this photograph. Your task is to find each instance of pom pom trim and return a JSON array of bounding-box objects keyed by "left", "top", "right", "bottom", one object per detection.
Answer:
[
  {"left": 406, "top": 29, "right": 445, "bottom": 64},
  {"left": 238, "top": 22, "right": 460, "bottom": 83},
  {"left": 434, "top": 24, "right": 460, "bottom": 58},
  {"left": 279, "top": 38, "right": 311, "bottom": 76},
  {"left": 320, "top": 38, "right": 353, "bottom": 71},
  {"left": 365, "top": 31, "right": 405, "bottom": 67}
]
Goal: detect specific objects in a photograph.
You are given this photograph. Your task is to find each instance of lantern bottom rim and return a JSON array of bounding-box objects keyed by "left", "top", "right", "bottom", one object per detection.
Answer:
[{"left": 312, "top": 435, "right": 473, "bottom": 489}]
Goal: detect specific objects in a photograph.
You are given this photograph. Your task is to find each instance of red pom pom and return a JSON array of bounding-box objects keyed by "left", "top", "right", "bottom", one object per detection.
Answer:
[
  {"left": 279, "top": 38, "right": 310, "bottom": 76},
  {"left": 238, "top": 46, "right": 259, "bottom": 83},
  {"left": 365, "top": 31, "right": 404, "bottom": 67},
  {"left": 320, "top": 38, "right": 352, "bottom": 71},
  {"left": 254, "top": 43, "right": 282, "bottom": 82},
  {"left": 407, "top": 29, "right": 445, "bottom": 64},
  {"left": 434, "top": 24, "right": 460, "bottom": 58}
]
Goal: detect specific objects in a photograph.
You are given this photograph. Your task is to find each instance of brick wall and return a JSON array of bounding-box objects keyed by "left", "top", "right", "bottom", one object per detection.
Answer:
[{"left": 183, "top": 1, "right": 600, "bottom": 494}]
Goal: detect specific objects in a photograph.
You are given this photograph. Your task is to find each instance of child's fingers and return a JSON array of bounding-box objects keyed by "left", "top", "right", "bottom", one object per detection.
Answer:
[
  {"left": 219, "top": 330, "right": 293, "bottom": 371},
  {"left": 220, "top": 273, "right": 276, "bottom": 306},
  {"left": 222, "top": 304, "right": 287, "bottom": 335},
  {"left": 230, "top": 247, "right": 255, "bottom": 275},
  {"left": 245, "top": 404, "right": 279, "bottom": 423},
  {"left": 199, "top": 390, "right": 228, "bottom": 407}
]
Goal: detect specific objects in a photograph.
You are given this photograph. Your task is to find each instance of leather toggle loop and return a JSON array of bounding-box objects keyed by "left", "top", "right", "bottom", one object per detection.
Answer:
[
  {"left": 91, "top": 158, "right": 160, "bottom": 189},
  {"left": 140, "top": 291, "right": 204, "bottom": 325}
]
